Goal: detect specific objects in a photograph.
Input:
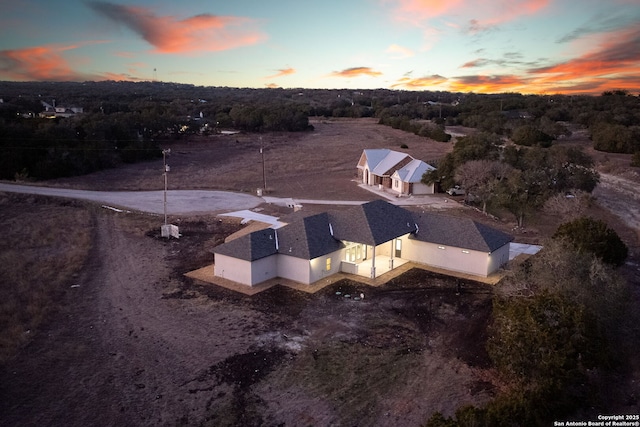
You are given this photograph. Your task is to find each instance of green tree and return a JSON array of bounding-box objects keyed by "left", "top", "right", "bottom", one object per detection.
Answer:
[
  {"left": 422, "top": 132, "right": 501, "bottom": 190},
  {"left": 553, "top": 217, "right": 628, "bottom": 267},
  {"left": 454, "top": 159, "right": 511, "bottom": 213},
  {"left": 511, "top": 124, "right": 553, "bottom": 147},
  {"left": 591, "top": 123, "right": 639, "bottom": 153}
]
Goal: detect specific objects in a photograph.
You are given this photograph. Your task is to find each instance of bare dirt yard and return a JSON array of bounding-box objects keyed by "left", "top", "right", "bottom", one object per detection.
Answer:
[{"left": 1, "top": 118, "right": 639, "bottom": 426}]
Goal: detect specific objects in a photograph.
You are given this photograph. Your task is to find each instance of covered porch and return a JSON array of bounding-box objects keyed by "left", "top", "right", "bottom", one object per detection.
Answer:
[
  {"left": 341, "top": 255, "right": 408, "bottom": 278},
  {"left": 340, "top": 238, "right": 409, "bottom": 279}
]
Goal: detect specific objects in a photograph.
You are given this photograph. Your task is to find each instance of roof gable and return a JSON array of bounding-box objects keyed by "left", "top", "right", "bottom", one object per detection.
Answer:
[
  {"left": 359, "top": 149, "right": 390, "bottom": 170},
  {"left": 330, "top": 200, "right": 416, "bottom": 245},
  {"left": 359, "top": 149, "right": 413, "bottom": 177},
  {"left": 276, "top": 212, "right": 343, "bottom": 259},
  {"left": 371, "top": 150, "right": 411, "bottom": 176},
  {"left": 392, "top": 159, "right": 435, "bottom": 183},
  {"left": 411, "top": 213, "right": 513, "bottom": 252},
  {"left": 213, "top": 228, "right": 278, "bottom": 261}
]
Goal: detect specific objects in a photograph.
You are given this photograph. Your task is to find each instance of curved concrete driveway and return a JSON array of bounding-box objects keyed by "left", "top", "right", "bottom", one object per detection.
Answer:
[{"left": 0, "top": 183, "right": 262, "bottom": 215}]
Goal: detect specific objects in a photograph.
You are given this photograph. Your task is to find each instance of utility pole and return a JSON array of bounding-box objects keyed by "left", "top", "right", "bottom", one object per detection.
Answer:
[
  {"left": 162, "top": 148, "right": 170, "bottom": 226},
  {"left": 260, "top": 137, "right": 266, "bottom": 193}
]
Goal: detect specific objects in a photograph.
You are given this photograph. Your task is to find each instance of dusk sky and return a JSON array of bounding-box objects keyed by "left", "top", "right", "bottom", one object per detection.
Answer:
[{"left": 1, "top": 0, "right": 639, "bottom": 95}]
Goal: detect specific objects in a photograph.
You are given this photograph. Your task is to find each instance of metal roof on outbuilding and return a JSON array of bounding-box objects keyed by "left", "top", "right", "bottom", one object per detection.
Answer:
[
  {"left": 392, "top": 159, "right": 435, "bottom": 183},
  {"left": 360, "top": 149, "right": 413, "bottom": 177}
]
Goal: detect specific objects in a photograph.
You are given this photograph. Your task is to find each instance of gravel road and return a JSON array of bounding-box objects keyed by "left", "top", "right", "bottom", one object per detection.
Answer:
[{"left": 0, "top": 183, "right": 263, "bottom": 214}]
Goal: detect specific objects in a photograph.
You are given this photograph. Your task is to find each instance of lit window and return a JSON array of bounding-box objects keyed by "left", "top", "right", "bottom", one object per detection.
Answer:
[{"left": 326, "top": 258, "right": 331, "bottom": 271}]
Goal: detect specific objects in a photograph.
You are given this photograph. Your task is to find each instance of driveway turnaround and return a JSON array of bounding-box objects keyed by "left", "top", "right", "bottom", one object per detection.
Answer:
[{"left": 0, "top": 183, "right": 262, "bottom": 215}]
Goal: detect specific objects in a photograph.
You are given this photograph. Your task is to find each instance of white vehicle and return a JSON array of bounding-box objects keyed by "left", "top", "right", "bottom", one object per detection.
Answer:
[{"left": 446, "top": 185, "right": 465, "bottom": 196}]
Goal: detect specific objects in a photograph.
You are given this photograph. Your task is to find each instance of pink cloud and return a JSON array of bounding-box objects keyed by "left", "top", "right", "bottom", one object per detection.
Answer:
[
  {"left": 88, "top": 2, "right": 266, "bottom": 54},
  {"left": 265, "top": 68, "right": 296, "bottom": 79},
  {"left": 0, "top": 46, "right": 74, "bottom": 81},
  {"left": 0, "top": 42, "right": 139, "bottom": 82},
  {"left": 389, "top": 0, "right": 463, "bottom": 24},
  {"left": 389, "top": 0, "right": 550, "bottom": 31},
  {"left": 329, "top": 67, "right": 383, "bottom": 78}
]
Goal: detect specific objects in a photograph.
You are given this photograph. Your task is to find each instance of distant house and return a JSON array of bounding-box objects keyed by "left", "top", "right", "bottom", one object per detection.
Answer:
[
  {"left": 391, "top": 158, "right": 436, "bottom": 195},
  {"left": 39, "top": 101, "right": 83, "bottom": 118},
  {"left": 357, "top": 149, "right": 435, "bottom": 195},
  {"left": 212, "top": 200, "right": 512, "bottom": 287}
]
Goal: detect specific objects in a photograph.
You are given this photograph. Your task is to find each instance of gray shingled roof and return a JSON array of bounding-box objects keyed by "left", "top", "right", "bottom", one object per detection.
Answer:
[
  {"left": 329, "top": 200, "right": 416, "bottom": 246},
  {"left": 214, "top": 201, "right": 512, "bottom": 262},
  {"left": 410, "top": 213, "right": 513, "bottom": 252},
  {"left": 213, "top": 228, "right": 278, "bottom": 261},
  {"left": 276, "top": 212, "right": 344, "bottom": 259}
]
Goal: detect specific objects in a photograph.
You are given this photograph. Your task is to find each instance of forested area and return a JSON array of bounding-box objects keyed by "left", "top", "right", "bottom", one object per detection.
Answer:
[{"left": 1, "top": 80, "right": 638, "bottom": 180}]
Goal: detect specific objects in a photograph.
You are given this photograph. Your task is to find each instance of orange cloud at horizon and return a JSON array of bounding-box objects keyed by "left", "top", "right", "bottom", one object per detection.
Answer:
[
  {"left": 526, "top": 25, "right": 640, "bottom": 94},
  {"left": 0, "top": 43, "right": 140, "bottom": 82},
  {"left": 265, "top": 68, "right": 296, "bottom": 79},
  {"left": 392, "top": 74, "right": 447, "bottom": 88},
  {"left": 88, "top": 2, "right": 266, "bottom": 55},
  {"left": 0, "top": 46, "right": 74, "bottom": 81},
  {"left": 448, "top": 74, "right": 529, "bottom": 93},
  {"left": 329, "top": 67, "right": 383, "bottom": 78}
]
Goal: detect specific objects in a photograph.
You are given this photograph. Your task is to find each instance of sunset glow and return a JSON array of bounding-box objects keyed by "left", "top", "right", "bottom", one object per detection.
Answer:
[{"left": 0, "top": 0, "right": 638, "bottom": 94}]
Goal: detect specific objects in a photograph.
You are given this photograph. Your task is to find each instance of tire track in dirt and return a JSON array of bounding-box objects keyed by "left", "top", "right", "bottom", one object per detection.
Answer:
[
  {"left": 0, "top": 211, "right": 272, "bottom": 426},
  {"left": 593, "top": 173, "right": 640, "bottom": 242}
]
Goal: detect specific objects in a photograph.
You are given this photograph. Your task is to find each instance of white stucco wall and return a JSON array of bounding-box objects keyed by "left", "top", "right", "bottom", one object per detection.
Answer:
[
  {"left": 277, "top": 254, "right": 311, "bottom": 284},
  {"left": 309, "top": 249, "right": 343, "bottom": 283},
  {"left": 403, "top": 239, "right": 494, "bottom": 277},
  {"left": 214, "top": 254, "right": 253, "bottom": 285},
  {"left": 214, "top": 253, "right": 277, "bottom": 286},
  {"left": 487, "top": 243, "right": 510, "bottom": 275},
  {"left": 251, "top": 255, "right": 278, "bottom": 285}
]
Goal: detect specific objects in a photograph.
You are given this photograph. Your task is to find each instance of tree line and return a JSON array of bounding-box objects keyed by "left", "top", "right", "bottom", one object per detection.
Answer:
[{"left": 1, "top": 81, "right": 638, "bottom": 180}]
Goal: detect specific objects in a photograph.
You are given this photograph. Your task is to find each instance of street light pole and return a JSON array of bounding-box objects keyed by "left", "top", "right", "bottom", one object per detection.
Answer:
[
  {"left": 260, "top": 137, "right": 266, "bottom": 193},
  {"left": 162, "top": 148, "right": 170, "bottom": 226}
]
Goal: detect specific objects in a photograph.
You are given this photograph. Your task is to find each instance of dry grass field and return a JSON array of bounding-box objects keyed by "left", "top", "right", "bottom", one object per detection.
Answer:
[
  {"left": 0, "top": 194, "right": 92, "bottom": 364},
  {"left": 47, "top": 117, "right": 452, "bottom": 200},
  {"left": 1, "top": 118, "right": 638, "bottom": 426}
]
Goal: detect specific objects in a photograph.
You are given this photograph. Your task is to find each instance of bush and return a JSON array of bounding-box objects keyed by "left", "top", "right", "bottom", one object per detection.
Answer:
[
  {"left": 553, "top": 217, "right": 628, "bottom": 266},
  {"left": 511, "top": 125, "right": 553, "bottom": 147},
  {"left": 631, "top": 151, "right": 640, "bottom": 167},
  {"left": 400, "top": 143, "right": 409, "bottom": 149},
  {"left": 591, "top": 123, "right": 640, "bottom": 153}
]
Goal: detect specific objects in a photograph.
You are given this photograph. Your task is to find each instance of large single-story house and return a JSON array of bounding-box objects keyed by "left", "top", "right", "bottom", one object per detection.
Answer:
[
  {"left": 357, "top": 149, "right": 436, "bottom": 195},
  {"left": 213, "top": 200, "right": 512, "bottom": 287}
]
